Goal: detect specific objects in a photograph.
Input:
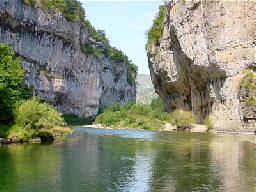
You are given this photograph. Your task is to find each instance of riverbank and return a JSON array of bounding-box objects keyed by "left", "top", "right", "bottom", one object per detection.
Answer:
[
  {"left": 82, "top": 124, "right": 256, "bottom": 135},
  {"left": 0, "top": 127, "right": 73, "bottom": 145},
  {"left": 82, "top": 124, "right": 208, "bottom": 133}
]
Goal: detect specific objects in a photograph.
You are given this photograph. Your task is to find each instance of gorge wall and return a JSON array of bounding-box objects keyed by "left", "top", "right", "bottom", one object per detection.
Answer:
[
  {"left": 147, "top": 0, "right": 255, "bottom": 132},
  {"left": 0, "top": 0, "right": 136, "bottom": 118}
]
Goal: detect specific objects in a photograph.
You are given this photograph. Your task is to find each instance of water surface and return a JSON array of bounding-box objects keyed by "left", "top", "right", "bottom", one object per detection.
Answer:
[{"left": 0, "top": 128, "right": 255, "bottom": 192}]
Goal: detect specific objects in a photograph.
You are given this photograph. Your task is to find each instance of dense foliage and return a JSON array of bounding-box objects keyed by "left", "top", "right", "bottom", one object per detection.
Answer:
[
  {"left": 23, "top": 0, "right": 85, "bottom": 22},
  {"left": 8, "top": 97, "right": 70, "bottom": 140},
  {"left": 147, "top": 5, "right": 166, "bottom": 46},
  {"left": 0, "top": 44, "right": 71, "bottom": 140},
  {"left": 62, "top": 113, "right": 93, "bottom": 126},
  {"left": 240, "top": 69, "right": 256, "bottom": 106},
  {"left": 84, "top": 20, "right": 137, "bottom": 85},
  {"left": 204, "top": 117, "right": 214, "bottom": 130},
  {"left": 0, "top": 43, "right": 31, "bottom": 124},
  {"left": 95, "top": 97, "right": 195, "bottom": 130}
]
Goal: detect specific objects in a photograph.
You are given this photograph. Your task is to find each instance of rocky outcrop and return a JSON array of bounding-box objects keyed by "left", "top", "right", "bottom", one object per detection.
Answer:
[
  {"left": 147, "top": 0, "right": 255, "bottom": 132},
  {"left": 0, "top": 0, "right": 136, "bottom": 118}
]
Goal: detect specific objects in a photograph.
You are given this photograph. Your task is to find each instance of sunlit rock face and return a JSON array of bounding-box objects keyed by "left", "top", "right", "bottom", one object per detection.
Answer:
[
  {"left": 147, "top": 0, "right": 255, "bottom": 131},
  {"left": 0, "top": 0, "right": 136, "bottom": 118}
]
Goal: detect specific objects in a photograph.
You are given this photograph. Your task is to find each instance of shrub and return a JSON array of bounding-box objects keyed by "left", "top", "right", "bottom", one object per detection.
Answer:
[
  {"left": 147, "top": 5, "right": 166, "bottom": 46},
  {"left": 170, "top": 109, "right": 195, "bottom": 131},
  {"left": 13, "top": 97, "right": 65, "bottom": 130},
  {"left": 246, "top": 96, "right": 256, "bottom": 106},
  {"left": 204, "top": 117, "right": 214, "bottom": 130},
  {"left": 240, "top": 70, "right": 256, "bottom": 106},
  {"left": 23, "top": 0, "right": 85, "bottom": 22},
  {"left": 0, "top": 43, "right": 31, "bottom": 124},
  {"left": 129, "top": 104, "right": 152, "bottom": 116},
  {"left": 62, "top": 114, "right": 93, "bottom": 126},
  {"left": 150, "top": 96, "right": 165, "bottom": 112},
  {"left": 94, "top": 101, "right": 166, "bottom": 130},
  {"left": 95, "top": 111, "right": 121, "bottom": 127},
  {"left": 37, "top": 131, "right": 54, "bottom": 143},
  {"left": 136, "top": 120, "right": 150, "bottom": 130},
  {"left": 8, "top": 125, "right": 37, "bottom": 140}
]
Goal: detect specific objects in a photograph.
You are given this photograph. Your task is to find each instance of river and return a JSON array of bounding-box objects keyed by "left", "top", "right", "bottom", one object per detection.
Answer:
[{"left": 0, "top": 128, "right": 255, "bottom": 192}]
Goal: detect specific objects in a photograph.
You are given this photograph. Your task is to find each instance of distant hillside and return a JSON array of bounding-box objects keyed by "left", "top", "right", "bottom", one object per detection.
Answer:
[{"left": 136, "top": 74, "right": 157, "bottom": 104}]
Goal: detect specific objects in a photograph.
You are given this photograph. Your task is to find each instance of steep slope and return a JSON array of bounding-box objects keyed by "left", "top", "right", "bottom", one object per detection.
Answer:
[
  {"left": 146, "top": 1, "right": 255, "bottom": 132},
  {"left": 136, "top": 74, "right": 157, "bottom": 104},
  {"left": 0, "top": 0, "right": 137, "bottom": 118}
]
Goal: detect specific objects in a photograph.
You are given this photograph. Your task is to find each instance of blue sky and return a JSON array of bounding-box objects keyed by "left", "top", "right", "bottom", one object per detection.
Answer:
[{"left": 81, "top": 1, "right": 164, "bottom": 74}]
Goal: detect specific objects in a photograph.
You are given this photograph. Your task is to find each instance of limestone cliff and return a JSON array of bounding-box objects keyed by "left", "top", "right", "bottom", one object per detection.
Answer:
[
  {"left": 147, "top": 0, "right": 255, "bottom": 132},
  {"left": 0, "top": 0, "right": 136, "bottom": 118}
]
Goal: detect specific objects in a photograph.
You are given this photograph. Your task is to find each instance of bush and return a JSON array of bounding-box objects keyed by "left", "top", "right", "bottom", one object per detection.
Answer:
[
  {"left": 0, "top": 43, "right": 31, "bottom": 124},
  {"left": 95, "top": 111, "right": 122, "bottom": 127},
  {"left": 37, "top": 131, "right": 54, "bottom": 143},
  {"left": 23, "top": 0, "right": 85, "bottom": 22},
  {"left": 13, "top": 97, "right": 65, "bottom": 130},
  {"left": 240, "top": 70, "right": 256, "bottom": 106},
  {"left": 204, "top": 117, "right": 214, "bottom": 130},
  {"left": 8, "top": 125, "right": 37, "bottom": 140},
  {"left": 246, "top": 96, "right": 256, "bottom": 106},
  {"left": 94, "top": 101, "right": 165, "bottom": 130},
  {"left": 62, "top": 114, "right": 93, "bottom": 126},
  {"left": 150, "top": 97, "right": 165, "bottom": 112},
  {"left": 170, "top": 109, "right": 195, "bottom": 131},
  {"left": 147, "top": 5, "right": 166, "bottom": 46},
  {"left": 129, "top": 104, "right": 152, "bottom": 116}
]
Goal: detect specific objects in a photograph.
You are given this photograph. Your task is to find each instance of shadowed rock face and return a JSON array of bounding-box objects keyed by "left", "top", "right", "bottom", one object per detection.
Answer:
[
  {"left": 0, "top": 0, "right": 136, "bottom": 118},
  {"left": 147, "top": 0, "right": 255, "bottom": 131}
]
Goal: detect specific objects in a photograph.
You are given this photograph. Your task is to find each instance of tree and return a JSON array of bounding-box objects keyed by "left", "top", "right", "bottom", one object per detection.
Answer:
[{"left": 0, "top": 43, "right": 30, "bottom": 124}]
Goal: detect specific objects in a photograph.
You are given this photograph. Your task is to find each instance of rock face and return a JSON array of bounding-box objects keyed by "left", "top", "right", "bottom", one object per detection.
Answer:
[
  {"left": 147, "top": 0, "right": 255, "bottom": 132},
  {"left": 0, "top": 0, "right": 136, "bottom": 118}
]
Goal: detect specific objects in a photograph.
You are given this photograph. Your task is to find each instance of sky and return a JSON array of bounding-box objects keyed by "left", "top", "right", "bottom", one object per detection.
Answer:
[{"left": 80, "top": 1, "right": 164, "bottom": 74}]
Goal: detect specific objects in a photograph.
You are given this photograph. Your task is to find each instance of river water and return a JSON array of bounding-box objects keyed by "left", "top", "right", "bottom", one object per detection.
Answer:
[{"left": 0, "top": 128, "right": 255, "bottom": 192}]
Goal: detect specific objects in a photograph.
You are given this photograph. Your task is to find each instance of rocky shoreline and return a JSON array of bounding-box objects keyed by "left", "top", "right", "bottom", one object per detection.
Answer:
[{"left": 0, "top": 138, "right": 41, "bottom": 145}]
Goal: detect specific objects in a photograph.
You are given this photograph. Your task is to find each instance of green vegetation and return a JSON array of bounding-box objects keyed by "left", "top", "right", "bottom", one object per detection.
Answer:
[
  {"left": 0, "top": 44, "right": 71, "bottom": 141},
  {"left": 240, "top": 69, "right": 256, "bottom": 106},
  {"left": 8, "top": 97, "right": 70, "bottom": 140},
  {"left": 62, "top": 113, "right": 93, "bottom": 126},
  {"left": 95, "top": 97, "right": 195, "bottom": 131},
  {"left": 0, "top": 43, "right": 31, "bottom": 125},
  {"left": 84, "top": 20, "right": 137, "bottom": 85},
  {"left": 147, "top": 5, "right": 166, "bottom": 46},
  {"left": 23, "top": 0, "right": 85, "bottom": 22},
  {"left": 204, "top": 116, "right": 214, "bottom": 130},
  {"left": 169, "top": 110, "right": 195, "bottom": 131},
  {"left": 246, "top": 96, "right": 256, "bottom": 106}
]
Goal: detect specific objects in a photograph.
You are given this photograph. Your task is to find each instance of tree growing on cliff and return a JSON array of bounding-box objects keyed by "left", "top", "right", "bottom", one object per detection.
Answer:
[
  {"left": 0, "top": 43, "right": 30, "bottom": 124},
  {"left": 146, "top": 5, "right": 166, "bottom": 46}
]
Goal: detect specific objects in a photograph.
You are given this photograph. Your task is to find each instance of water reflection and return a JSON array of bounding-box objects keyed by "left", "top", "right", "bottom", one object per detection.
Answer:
[{"left": 0, "top": 129, "right": 255, "bottom": 192}]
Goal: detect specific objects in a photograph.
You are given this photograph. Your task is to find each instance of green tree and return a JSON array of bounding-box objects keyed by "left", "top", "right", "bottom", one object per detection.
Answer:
[{"left": 0, "top": 43, "right": 30, "bottom": 124}]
